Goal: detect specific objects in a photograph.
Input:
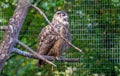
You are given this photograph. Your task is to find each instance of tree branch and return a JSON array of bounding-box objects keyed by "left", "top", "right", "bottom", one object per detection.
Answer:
[
  {"left": 0, "top": 26, "right": 8, "bottom": 30},
  {"left": 12, "top": 48, "right": 80, "bottom": 62},
  {"left": 31, "top": 5, "right": 83, "bottom": 53},
  {"left": 0, "top": 0, "right": 31, "bottom": 73},
  {"left": 16, "top": 40, "right": 56, "bottom": 67}
]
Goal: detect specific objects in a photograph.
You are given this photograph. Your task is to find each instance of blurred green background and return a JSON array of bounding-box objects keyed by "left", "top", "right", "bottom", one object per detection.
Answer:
[{"left": 0, "top": 0, "right": 120, "bottom": 76}]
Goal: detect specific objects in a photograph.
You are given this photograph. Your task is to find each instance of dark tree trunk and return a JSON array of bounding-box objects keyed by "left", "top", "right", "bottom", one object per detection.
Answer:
[{"left": 0, "top": 0, "right": 31, "bottom": 73}]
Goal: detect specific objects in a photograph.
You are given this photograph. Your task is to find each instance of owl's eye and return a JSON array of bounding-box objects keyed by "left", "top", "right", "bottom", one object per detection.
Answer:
[
  {"left": 62, "top": 13, "right": 65, "bottom": 16},
  {"left": 57, "top": 12, "right": 61, "bottom": 15}
]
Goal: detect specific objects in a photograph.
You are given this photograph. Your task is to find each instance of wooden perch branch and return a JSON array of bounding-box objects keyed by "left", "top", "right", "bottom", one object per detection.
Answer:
[
  {"left": 12, "top": 48, "right": 80, "bottom": 62},
  {"left": 16, "top": 40, "right": 56, "bottom": 67},
  {"left": 31, "top": 5, "right": 83, "bottom": 53}
]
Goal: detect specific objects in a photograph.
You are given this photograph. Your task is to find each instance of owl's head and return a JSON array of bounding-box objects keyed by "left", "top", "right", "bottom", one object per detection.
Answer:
[{"left": 52, "top": 11, "right": 69, "bottom": 26}]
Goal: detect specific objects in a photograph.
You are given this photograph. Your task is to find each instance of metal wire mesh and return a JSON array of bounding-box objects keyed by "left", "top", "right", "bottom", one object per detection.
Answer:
[
  {"left": 0, "top": 0, "right": 120, "bottom": 76},
  {"left": 69, "top": 0, "right": 120, "bottom": 76}
]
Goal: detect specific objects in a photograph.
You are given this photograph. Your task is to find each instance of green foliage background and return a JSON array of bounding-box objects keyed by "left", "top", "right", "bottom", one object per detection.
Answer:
[{"left": 0, "top": 0, "right": 120, "bottom": 76}]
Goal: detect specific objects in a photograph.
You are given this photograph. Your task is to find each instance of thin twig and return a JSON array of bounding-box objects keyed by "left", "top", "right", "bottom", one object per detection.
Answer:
[
  {"left": 16, "top": 40, "right": 56, "bottom": 67},
  {"left": 12, "top": 48, "right": 80, "bottom": 62},
  {"left": 31, "top": 5, "right": 83, "bottom": 53}
]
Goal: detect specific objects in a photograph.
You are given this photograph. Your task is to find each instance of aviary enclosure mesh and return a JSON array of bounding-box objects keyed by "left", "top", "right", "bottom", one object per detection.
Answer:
[{"left": 0, "top": 0, "right": 120, "bottom": 76}]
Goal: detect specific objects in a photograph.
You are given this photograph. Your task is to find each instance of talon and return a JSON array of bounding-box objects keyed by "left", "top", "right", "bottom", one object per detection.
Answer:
[{"left": 55, "top": 56, "right": 61, "bottom": 61}]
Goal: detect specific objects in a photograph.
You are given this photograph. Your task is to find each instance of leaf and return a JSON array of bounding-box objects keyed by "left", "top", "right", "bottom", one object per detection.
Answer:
[{"left": 112, "top": 0, "right": 119, "bottom": 3}]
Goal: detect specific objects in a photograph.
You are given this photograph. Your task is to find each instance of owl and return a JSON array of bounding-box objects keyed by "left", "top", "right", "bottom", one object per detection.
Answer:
[{"left": 37, "top": 11, "right": 71, "bottom": 65}]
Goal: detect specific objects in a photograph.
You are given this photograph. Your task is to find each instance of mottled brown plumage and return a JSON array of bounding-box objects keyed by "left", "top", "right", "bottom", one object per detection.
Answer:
[{"left": 37, "top": 11, "right": 71, "bottom": 65}]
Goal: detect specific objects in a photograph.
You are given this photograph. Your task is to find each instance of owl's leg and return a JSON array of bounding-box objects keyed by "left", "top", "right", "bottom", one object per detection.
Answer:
[
  {"left": 48, "top": 47, "right": 60, "bottom": 60},
  {"left": 37, "top": 44, "right": 51, "bottom": 66},
  {"left": 48, "top": 38, "right": 63, "bottom": 60},
  {"left": 55, "top": 51, "right": 60, "bottom": 60}
]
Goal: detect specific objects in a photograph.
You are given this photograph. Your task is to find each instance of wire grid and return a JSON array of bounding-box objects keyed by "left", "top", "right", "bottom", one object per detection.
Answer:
[
  {"left": 0, "top": 0, "right": 120, "bottom": 76},
  {"left": 69, "top": 0, "right": 120, "bottom": 76}
]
